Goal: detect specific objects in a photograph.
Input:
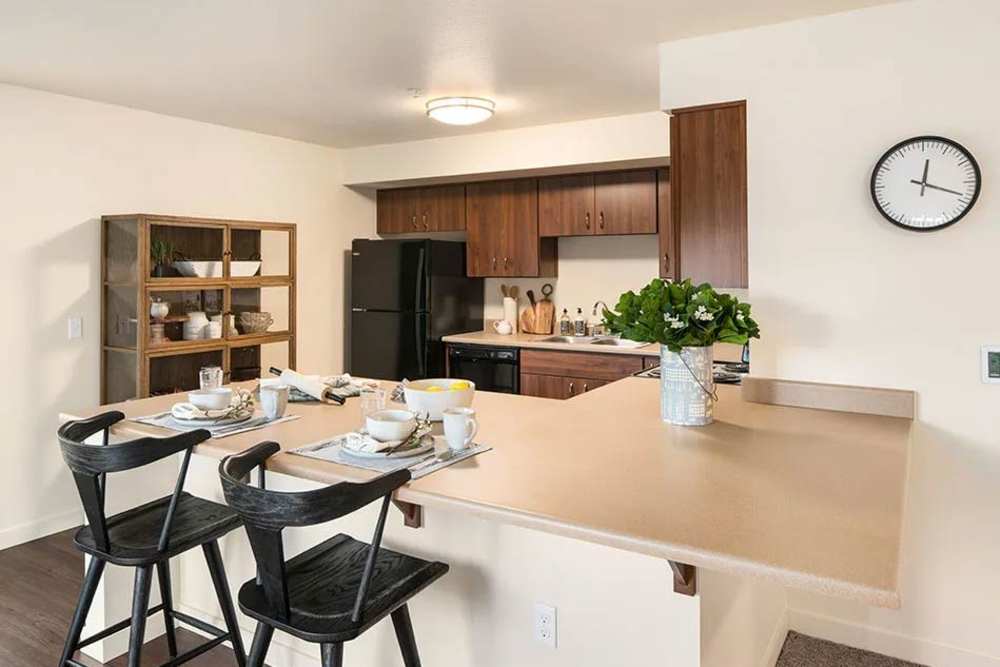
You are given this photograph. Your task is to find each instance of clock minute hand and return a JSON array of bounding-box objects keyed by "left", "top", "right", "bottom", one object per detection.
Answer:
[
  {"left": 908, "top": 179, "right": 964, "bottom": 197},
  {"left": 920, "top": 159, "right": 929, "bottom": 197}
]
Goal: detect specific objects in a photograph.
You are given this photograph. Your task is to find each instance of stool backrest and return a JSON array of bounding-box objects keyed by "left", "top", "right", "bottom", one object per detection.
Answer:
[
  {"left": 58, "top": 411, "right": 211, "bottom": 554},
  {"left": 219, "top": 441, "right": 411, "bottom": 623}
]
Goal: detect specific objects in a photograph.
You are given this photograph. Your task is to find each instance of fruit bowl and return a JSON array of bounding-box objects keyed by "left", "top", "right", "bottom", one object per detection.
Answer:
[{"left": 403, "top": 379, "right": 475, "bottom": 421}]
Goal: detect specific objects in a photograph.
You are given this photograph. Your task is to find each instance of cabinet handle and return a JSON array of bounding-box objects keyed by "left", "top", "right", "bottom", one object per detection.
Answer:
[
  {"left": 585, "top": 212, "right": 591, "bottom": 229},
  {"left": 503, "top": 256, "right": 510, "bottom": 269},
  {"left": 422, "top": 213, "right": 429, "bottom": 230},
  {"left": 583, "top": 382, "right": 589, "bottom": 392},
  {"left": 663, "top": 253, "right": 670, "bottom": 272},
  {"left": 599, "top": 211, "right": 605, "bottom": 229},
  {"left": 568, "top": 381, "right": 575, "bottom": 395},
  {"left": 492, "top": 256, "right": 497, "bottom": 270},
  {"left": 411, "top": 215, "right": 418, "bottom": 229}
]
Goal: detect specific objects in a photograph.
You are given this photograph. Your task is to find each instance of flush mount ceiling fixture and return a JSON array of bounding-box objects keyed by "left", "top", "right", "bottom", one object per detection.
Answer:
[{"left": 425, "top": 97, "right": 495, "bottom": 125}]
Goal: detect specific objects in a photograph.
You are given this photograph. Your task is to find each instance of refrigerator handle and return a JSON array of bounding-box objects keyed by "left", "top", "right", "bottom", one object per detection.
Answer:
[{"left": 415, "top": 247, "right": 426, "bottom": 377}]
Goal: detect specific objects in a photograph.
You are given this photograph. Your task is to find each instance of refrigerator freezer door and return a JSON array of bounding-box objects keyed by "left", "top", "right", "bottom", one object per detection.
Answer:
[
  {"left": 350, "top": 310, "right": 428, "bottom": 381},
  {"left": 351, "top": 239, "right": 428, "bottom": 311}
]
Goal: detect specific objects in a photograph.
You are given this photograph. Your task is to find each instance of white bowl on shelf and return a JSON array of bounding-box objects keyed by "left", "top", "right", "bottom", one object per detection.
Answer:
[
  {"left": 403, "top": 379, "right": 475, "bottom": 421},
  {"left": 173, "top": 260, "right": 222, "bottom": 278},
  {"left": 231, "top": 260, "right": 262, "bottom": 277}
]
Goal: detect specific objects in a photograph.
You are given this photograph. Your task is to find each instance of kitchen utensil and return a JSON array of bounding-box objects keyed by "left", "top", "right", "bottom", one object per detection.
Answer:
[
  {"left": 493, "top": 319, "right": 513, "bottom": 335},
  {"left": 259, "top": 384, "right": 289, "bottom": 420},
  {"left": 188, "top": 387, "right": 232, "bottom": 411},
  {"left": 409, "top": 448, "right": 458, "bottom": 473},
  {"left": 500, "top": 284, "right": 508, "bottom": 298},
  {"left": 519, "top": 306, "right": 535, "bottom": 333},
  {"left": 503, "top": 297, "right": 518, "bottom": 333},
  {"left": 509, "top": 286, "right": 519, "bottom": 300},
  {"left": 535, "top": 283, "right": 555, "bottom": 334},
  {"left": 366, "top": 409, "right": 418, "bottom": 442},
  {"left": 199, "top": 366, "right": 223, "bottom": 390},
  {"left": 527, "top": 290, "right": 536, "bottom": 307},
  {"left": 403, "top": 378, "right": 475, "bottom": 421},
  {"left": 240, "top": 311, "right": 273, "bottom": 334},
  {"left": 212, "top": 415, "right": 269, "bottom": 435},
  {"left": 443, "top": 407, "right": 478, "bottom": 452}
]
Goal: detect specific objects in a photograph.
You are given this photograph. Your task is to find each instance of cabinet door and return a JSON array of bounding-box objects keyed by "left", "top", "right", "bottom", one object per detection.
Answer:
[
  {"left": 421, "top": 184, "right": 466, "bottom": 232},
  {"left": 538, "top": 174, "right": 595, "bottom": 236},
  {"left": 564, "top": 376, "right": 607, "bottom": 397},
  {"left": 466, "top": 179, "right": 541, "bottom": 277},
  {"left": 505, "top": 179, "right": 541, "bottom": 276},
  {"left": 594, "top": 170, "right": 657, "bottom": 235},
  {"left": 520, "top": 372, "right": 569, "bottom": 399},
  {"left": 376, "top": 188, "right": 422, "bottom": 234},
  {"left": 657, "top": 168, "right": 676, "bottom": 279},
  {"left": 670, "top": 101, "right": 748, "bottom": 288},
  {"left": 465, "top": 182, "right": 502, "bottom": 276}
]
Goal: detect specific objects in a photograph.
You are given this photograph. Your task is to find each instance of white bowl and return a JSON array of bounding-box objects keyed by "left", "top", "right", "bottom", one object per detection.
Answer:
[
  {"left": 173, "top": 260, "right": 223, "bottom": 278},
  {"left": 188, "top": 387, "right": 232, "bottom": 411},
  {"left": 403, "top": 379, "right": 475, "bottom": 421},
  {"left": 366, "top": 409, "right": 417, "bottom": 442},
  {"left": 231, "top": 260, "right": 262, "bottom": 277}
]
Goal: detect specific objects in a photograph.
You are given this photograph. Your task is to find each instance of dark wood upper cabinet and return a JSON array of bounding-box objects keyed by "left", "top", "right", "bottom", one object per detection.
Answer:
[
  {"left": 539, "top": 173, "right": 595, "bottom": 236},
  {"left": 376, "top": 185, "right": 466, "bottom": 234},
  {"left": 657, "top": 167, "right": 676, "bottom": 280},
  {"left": 669, "top": 100, "right": 748, "bottom": 288},
  {"left": 466, "top": 179, "right": 556, "bottom": 278},
  {"left": 594, "top": 170, "right": 657, "bottom": 235}
]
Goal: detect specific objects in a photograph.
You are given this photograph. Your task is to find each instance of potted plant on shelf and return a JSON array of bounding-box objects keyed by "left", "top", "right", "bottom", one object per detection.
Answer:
[
  {"left": 150, "top": 239, "right": 175, "bottom": 278},
  {"left": 603, "top": 278, "right": 759, "bottom": 426}
]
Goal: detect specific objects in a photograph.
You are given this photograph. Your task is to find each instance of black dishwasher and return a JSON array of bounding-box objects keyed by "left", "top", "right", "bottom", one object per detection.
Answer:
[{"left": 447, "top": 345, "right": 520, "bottom": 394}]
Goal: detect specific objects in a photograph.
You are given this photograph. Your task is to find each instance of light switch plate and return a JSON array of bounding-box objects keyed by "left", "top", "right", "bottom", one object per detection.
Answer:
[
  {"left": 981, "top": 345, "right": 1000, "bottom": 384},
  {"left": 68, "top": 317, "right": 83, "bottom": 340}
]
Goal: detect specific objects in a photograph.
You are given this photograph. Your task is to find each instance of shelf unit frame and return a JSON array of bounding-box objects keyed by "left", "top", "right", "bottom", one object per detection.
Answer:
[{"left": 100, "top": 214, "right": 297, "bottom": 402}]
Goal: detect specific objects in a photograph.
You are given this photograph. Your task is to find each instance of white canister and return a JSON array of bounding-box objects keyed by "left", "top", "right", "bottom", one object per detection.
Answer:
[
  {"left": 205, "top": 321, "right": 223, "bottom": 339},
  {"left": 502, "top": 297, "right": 518, "bottom": 333}
]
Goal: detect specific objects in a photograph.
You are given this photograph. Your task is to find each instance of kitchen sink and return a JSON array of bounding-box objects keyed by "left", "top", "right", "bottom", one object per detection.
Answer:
[
  {"left": 539, "top": 335, "right": 595, "bottom": 344},
  {"left": 589, "top": 337, "right": 646, "bottom": 348}
]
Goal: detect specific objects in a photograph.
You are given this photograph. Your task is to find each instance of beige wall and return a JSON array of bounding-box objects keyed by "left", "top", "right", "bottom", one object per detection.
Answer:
[
  {"left": 0, "top": 83, "right": 367, "bottom": 548},
  {"left": 661, "top": 1, "right": 1000, "bottom": 664}
]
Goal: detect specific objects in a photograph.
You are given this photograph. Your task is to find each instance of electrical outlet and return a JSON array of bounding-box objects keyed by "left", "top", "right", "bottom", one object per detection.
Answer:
[
  {"left": 67, "top": 317, "right": 83, "bottom": 340},
  {"left": 533, "top": 602, "right": 557, "bottom": 649}
]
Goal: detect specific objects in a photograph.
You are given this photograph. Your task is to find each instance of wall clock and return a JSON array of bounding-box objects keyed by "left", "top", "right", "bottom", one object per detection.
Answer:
[{"left": 870, "top": 136, "right": 981, "bottom": 231}]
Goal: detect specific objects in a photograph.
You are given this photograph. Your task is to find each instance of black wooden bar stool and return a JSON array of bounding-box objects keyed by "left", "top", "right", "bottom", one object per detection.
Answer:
[
  {"left": 57, "top": 410, "right": 248, "bottom": 667},
  {"left": 219, "top": 441, "right": 449, "bottom": 667}
]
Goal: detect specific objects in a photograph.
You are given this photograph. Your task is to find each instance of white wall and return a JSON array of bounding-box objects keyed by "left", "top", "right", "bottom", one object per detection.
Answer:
[
  {"left": 660, "top": 1, "right": 1000, "bottom": 664},
  {"left": 0, "top": 83, "right": 368, "bottom": 548},
  {"left": 343, "top": 112, "right": 670, "bottom": 328}
]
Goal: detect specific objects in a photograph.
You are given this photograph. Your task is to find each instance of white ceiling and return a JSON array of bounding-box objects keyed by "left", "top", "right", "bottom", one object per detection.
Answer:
[{"left": 0, "top": 0, "right": 897, "bottom": 147}]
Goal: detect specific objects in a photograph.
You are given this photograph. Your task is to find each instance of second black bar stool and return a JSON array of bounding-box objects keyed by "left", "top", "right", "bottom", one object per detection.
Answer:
[
  {"left": 219, "top": 441, "right": 449, "bottom": 667},
  {"left": 57, "top": 410, "right": 248, "bottom": 667}
]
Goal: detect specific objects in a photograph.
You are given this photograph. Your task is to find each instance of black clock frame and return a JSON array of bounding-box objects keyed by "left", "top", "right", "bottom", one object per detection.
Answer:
[{"left": 870, "top": 135, "right": 982, "bottom": 232}]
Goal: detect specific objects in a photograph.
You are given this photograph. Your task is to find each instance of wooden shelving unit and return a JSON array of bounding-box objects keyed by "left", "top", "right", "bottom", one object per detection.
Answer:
[{"left": 101, "top": 214, "right": 296, "bottom": 403}]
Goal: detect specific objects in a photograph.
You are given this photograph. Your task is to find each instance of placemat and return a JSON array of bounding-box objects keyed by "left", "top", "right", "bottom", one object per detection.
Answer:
[
  {"left": 132, "top": 411, "right": 301, "bottom": 439},
  {"left": 290, "top": 435, "right": 491, "bottom": 479}
]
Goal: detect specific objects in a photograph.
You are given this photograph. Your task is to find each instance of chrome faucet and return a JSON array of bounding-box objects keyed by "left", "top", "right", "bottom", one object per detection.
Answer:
[
  {"left": 591, "top": 301, "right": 611, "bottom": 336},
  {"left": 592, "top": 300, "right": 610, "bottom": 317}
]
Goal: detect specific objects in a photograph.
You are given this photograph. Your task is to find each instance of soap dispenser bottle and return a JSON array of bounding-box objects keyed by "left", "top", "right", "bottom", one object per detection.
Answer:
[
  {"left": 559, "top": 309, "right": 572, "bottom": 335},
  {"left": 573, "top": 308, "right": 586, "bottom": 336}
]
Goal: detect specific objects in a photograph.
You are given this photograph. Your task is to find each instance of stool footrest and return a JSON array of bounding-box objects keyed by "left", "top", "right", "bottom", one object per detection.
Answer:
[
  {"left": 161, "top": 633, "right": 229, "bottom": 667},
  {"left": 171, "top": 609, "right": 228, "bottom": 638},
  {"left": 75, "top": 603, "right": 165, "bottom": 649}
]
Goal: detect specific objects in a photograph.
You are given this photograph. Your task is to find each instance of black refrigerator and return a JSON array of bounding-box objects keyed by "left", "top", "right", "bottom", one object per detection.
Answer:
[{"left": 349, "top": 239, "right": 484, "bottom": 381}]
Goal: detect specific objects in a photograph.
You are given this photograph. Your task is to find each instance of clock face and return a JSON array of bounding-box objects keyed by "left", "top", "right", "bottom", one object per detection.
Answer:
[{"left": 870, "top": 136, "right": 981, "bottom": 231}]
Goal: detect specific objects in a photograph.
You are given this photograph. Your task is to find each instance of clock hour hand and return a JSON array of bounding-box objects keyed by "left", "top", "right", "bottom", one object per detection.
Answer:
[
  {"left": 919, "top": 159, "right": 929, "bottom": 197},
  {"left": 909, "top": 179, "right": 964, "bottom": 197}
]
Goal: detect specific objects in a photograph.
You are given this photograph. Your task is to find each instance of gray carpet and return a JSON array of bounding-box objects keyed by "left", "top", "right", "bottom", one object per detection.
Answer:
[{"left": 776, "top": 631, "right": 925, "bottom": 667}]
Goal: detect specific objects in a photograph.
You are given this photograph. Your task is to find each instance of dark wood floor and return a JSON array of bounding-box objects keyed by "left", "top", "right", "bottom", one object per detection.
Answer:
[{"left": 0, "top": 527, "right": 247, "bottom": 667}]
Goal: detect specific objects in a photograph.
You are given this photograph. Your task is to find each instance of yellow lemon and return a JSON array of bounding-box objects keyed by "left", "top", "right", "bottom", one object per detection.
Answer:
[
  {"left": 425, "top": 386, "right": 444, "bottom": 393},
  {"left": 449, "top": 381, "right": 471, "bottom": 391}
]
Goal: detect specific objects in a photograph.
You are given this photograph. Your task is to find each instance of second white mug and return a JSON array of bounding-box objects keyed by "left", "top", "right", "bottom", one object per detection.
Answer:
[
  {"left": 442, "top": 406, "right": 478, "bottom": 452},
  {"left": 259, "top": 384, "right": 289, "bottom": 420}
]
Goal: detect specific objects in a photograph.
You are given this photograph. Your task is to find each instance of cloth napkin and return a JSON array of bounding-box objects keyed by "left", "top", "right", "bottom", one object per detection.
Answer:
[
  {"left": 266, "top": 371, "right": 378, "bottom": 403},
  {"left": 340, "top": 427, "right": 432, "bottom": 454},
  {"left": 170, "top": 402, "right": 233, "bottom": 421}
]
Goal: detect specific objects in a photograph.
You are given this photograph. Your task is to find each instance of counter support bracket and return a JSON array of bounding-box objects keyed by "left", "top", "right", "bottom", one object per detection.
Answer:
[
  {"left": 392, "top": 498, "right": 423, "bottom": 529},
  {"left": 669, "top": 560, "right": 697, "bottom": 596}
]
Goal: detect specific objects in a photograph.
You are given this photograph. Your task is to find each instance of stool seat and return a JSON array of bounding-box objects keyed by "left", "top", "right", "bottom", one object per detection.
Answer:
[
  {"left": 75, "top": 492, "right": 241, "bottom": 566},
  {"left": 238, "top": 534, "right": 448, "bottom": 643}
]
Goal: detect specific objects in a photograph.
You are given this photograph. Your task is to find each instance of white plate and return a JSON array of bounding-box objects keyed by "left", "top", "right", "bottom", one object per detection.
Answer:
[
  {"left": 172, "top": 413, "right": 253, "bottom": 427},
  {"left": 341, "top": 438, "right": 435, "bottom": 460}
]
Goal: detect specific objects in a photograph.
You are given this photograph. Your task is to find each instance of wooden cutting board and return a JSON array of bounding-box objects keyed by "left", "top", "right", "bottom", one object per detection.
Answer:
[{"left": 534, "top": 283, "right": 555, "bottom": 334}]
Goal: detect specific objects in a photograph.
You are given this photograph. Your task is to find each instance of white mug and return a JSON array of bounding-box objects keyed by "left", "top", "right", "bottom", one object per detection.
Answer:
[
  {"left": 493, "top": 320, "right": 513, "bottom": 335},
  {"left": 442, "top": 407, "right": 478, "bottom": 452},
  {"left": 259, "top": 385, "right": 289, "bottom": 420}
]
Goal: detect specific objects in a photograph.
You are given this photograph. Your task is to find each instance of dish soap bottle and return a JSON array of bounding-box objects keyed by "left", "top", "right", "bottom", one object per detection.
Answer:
[
  {"left": 559, "top": 309, "right": 572, "bottom": 335},
  {"left": 573, "top": 308, "right": 586, "bottom": 336}
]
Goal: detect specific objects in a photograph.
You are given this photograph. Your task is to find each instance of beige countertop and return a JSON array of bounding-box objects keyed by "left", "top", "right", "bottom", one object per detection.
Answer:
[{"left": 65, "top": 377, "right": 910, "bottom": 608}]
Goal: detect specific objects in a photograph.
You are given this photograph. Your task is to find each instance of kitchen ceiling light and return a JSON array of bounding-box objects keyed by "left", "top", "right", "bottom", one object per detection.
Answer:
[{"left": 425, "top": 97, "right": 495, "bottom": 125}]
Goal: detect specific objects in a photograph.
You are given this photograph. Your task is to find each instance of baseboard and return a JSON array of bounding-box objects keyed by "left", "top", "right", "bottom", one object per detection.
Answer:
[
  {"left": 788, "top": 608, "right": 1000, "bottom": 667},
  {"left": 0, "top": 509, "right": 81, "bottom": 551},
  {"left": 760, "top": 607, "right": 789, "bottom": 667}
]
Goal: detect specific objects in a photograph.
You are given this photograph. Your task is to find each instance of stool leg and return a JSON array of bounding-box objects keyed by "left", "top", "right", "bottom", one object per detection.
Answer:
[
  {"left": 155, "top": 561, "right": 179, "bottom": 657},
  {"left": 203, "top": 540, "right": 248, "bottom": 666},
  {"left": 247, "top": 623, "right": 274, "bottom": 667},
  {"left": 127, "top": 565, "right": 153, "bottom": 667},
  {"left": 320, "top": 642, "right": 344, "bottom": 667},
  {"left": 391, "top": 604, "right": 422, "bottom": 667},
  {"left": 58, "top": 556, "right": 106, "bottom": 666}
]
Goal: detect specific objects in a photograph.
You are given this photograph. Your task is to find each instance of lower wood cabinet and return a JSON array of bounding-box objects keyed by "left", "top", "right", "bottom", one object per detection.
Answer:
[{"left": 519, "top": 349, "right": 642, "bottom": 399}]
